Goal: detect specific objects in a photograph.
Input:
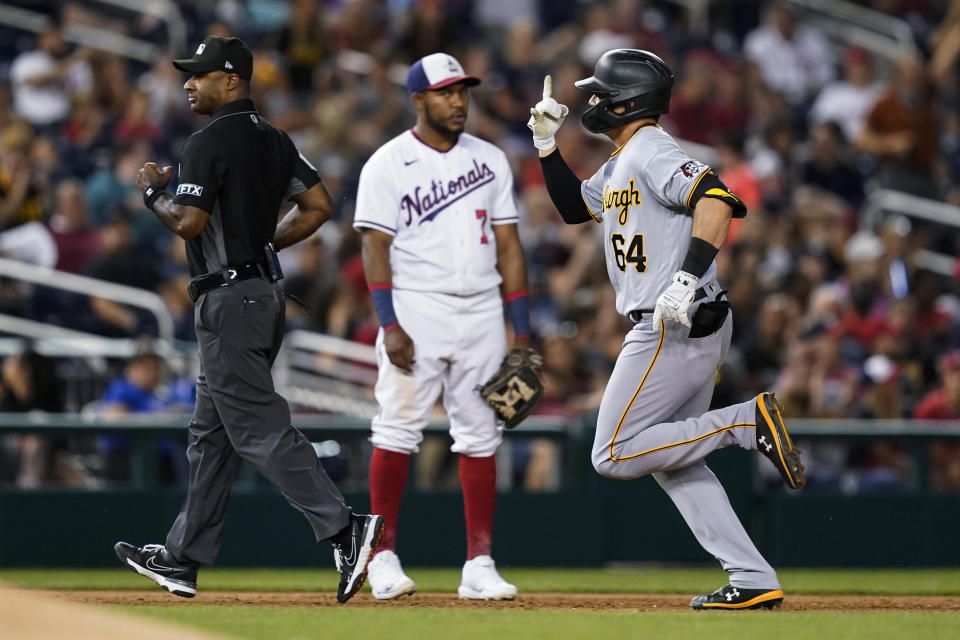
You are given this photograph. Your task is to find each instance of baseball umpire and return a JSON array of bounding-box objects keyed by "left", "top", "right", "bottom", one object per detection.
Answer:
[
  {"left": 114, "top": 35, "right": 382, "bottom": 604},
  {"left": 528, "top": 49, "right": 805, "bottom": 610}
]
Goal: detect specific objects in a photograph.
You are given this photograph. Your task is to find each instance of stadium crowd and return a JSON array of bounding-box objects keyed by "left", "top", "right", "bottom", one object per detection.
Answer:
[{"left": 0, "top": 0, "right": 959, "bottom": 492}]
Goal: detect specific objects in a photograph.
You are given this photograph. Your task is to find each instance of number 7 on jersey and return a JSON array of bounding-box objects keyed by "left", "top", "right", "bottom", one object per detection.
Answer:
[{"left": 476, "top": 209, "right": 489, "bottom": 244}]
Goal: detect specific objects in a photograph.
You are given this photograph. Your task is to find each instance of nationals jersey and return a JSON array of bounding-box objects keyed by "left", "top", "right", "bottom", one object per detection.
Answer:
[
  {"left": 581, "top": 124, "right": 737, "bottom": 316},
  {"left": 354, "top": 130, "right": 520, "bottom": 296}
]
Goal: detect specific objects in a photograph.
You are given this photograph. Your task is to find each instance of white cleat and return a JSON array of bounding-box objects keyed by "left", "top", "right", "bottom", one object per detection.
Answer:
[
  {"left": 457, "top": 555, "right": 517, "bottom": 600},
  {"left": 368, "top": 550, "right": 416, "bottom": 600}
]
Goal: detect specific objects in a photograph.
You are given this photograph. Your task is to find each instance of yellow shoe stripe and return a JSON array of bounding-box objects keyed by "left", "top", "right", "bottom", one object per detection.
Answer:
[
  {"left": 757, "top": 394, "right": 796, "bottom": 489},
  {"left": 701, "top": 590, "right": 784, "bottom": 609},
  {"left": 772, "top": 399, "right": 793, "bottom": 449}
]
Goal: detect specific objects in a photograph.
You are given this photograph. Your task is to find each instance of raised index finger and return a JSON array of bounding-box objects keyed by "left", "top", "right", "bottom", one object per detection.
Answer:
[{"left": 543, "top": 75, "right": 552, "bottom": 101}]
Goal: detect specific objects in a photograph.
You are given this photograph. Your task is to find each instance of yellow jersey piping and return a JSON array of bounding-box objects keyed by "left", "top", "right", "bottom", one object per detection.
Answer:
[
  {"left": 608, "top": 319, "right": 665, "bottom": 462},
  {"left": 609, "top": 122, "right": 660, "bottom": 158}
]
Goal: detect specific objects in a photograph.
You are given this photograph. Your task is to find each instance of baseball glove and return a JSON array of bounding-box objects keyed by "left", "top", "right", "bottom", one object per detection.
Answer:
[{"left": 479, "top": 347, "right": 544, "bottom": 429}]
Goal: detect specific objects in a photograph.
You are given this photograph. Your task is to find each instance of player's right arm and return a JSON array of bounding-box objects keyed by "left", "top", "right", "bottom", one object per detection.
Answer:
[
  {"left": 529, "top": 76, "right": 594, "bottom": 224},
  {"left": 359, "top": 228, "right": 415, "bottom": 373}
]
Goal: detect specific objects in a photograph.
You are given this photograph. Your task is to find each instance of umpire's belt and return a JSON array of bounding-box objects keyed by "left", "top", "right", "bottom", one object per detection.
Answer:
[
  {"left": 627, "top": 280, "right": 724, "bottom": 324},
  {"left": 187, "top": 262, "right": 270, "bottom": 302}
]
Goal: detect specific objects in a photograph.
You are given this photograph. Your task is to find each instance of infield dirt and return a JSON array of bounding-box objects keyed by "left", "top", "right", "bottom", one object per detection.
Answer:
[{"left": 52, "top": 590, "right": 959, "bottom": 612}]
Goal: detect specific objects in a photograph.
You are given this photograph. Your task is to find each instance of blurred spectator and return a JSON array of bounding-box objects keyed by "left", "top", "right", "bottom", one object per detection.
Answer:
[
  {"left": 395, "top": 0, "right": 463, "bottom": 63},
  {"left": 97, "top": 349, "right": 191, "bottom": 484},
  {"left": 801, "top": 121, "right": 866, "bottom": 208},
  {"left": 743, "top": 1, "right": 834, "bottom": 108},
  {"left": 87, "top": 51, "right": 130, "bottom": 120},
  {"left": 60, "top": 92, "right": 111, "bottom": 178},
  {"left": 713, "top": 131, "right": 762, "bottom": 245},
  {"left": 157, "top": 241, "right": 196, "bottom": 342},
  {"left": 274, "top": 0, "right": 331, "bottom": 97},
  {"left": 9, "top": 26, "right": 88, "bottom": 129},
  {"left": 113, "top": 90, "right": 161, "bottom": 145},
  {"left": 84, "top": 214, "right": 162, "bottom": 336},
  {"left": 84, "top": 142, "right": 152, "bottom": 229},
  {"left": 664, "top": 55, "right": 715, "bottom": 144},
  {"left": 809, "top": 45, "right": 883, "bottom": 142},
  {"left": 282, "top": 234, "right": 336, "bottom": 332},
  {"left": 0, "top": 349, "right": 88, "bottom": 488},
  {"left": 857, "top": 54, "right": 940, "bottom": 197},
  {"left": 47, "top": 178, "right": 100, "bottom": 273},
  {"left": 0, "top": 123, "right": 46, "bottom": 230},
  {"left": 913, "top": 350, "right": 960, "bottom": 491}
]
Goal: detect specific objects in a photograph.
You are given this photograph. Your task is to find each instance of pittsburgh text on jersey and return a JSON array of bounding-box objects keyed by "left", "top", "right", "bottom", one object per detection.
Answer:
[{"left": 603, "top": 178, "right": 643, "bottom": 225}]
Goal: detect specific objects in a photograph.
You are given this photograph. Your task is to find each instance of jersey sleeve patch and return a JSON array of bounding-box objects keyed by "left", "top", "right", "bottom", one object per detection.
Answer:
[{"left": 676, "top": 160, "right": 709, "bottom": 179}]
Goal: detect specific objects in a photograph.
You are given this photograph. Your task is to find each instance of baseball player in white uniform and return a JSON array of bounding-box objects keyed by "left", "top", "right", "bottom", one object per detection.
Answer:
[
  {"left": 354, "top": 53, "right": 531, "bottom": 600},
  {"left": 528, "top": 49, "right": 806, "bottom": 610}
]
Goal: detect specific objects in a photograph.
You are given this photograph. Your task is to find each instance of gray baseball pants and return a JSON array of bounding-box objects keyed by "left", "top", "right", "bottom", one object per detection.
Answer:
[
  {"left": 592, "top": 306, "right": 779, "bottom": 590},
  {"left": 164, "top": 278, "right": 350, "bottom": 567}
]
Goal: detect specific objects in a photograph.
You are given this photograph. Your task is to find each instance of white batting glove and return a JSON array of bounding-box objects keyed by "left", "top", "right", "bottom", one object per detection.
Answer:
[
  {"left": 527, "top": 75, "right": 569, "bottom": 150},
  {"left": 652, "top": 271, "right": 700, "bottom": 329}
]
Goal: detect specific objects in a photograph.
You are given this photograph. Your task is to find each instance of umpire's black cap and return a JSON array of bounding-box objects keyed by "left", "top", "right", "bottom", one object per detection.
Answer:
[{"left": 173, "top": 36, "right": 253, "bottom": 81}]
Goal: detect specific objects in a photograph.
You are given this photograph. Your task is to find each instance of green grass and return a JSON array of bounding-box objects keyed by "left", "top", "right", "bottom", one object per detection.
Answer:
[
  {"left": 3, "top": 567, "right": 959, "bottom": 595},
  {"left": 119, "top": 607, "right": 960, "bottom": 640}
]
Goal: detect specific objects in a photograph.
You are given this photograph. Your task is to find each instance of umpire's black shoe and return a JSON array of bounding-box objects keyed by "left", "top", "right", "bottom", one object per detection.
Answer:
[
  {"left": 691, "top": 584, "right": 784, "bottom": 610},
  {"left": 756, "top": 392, "right": 806, "bottom": 489},
  {"left": 114, "top": 541, "right": 197, "bottom": 598},
  {"left": 331, "top": 512, "right": 384, "bottom": 604}
]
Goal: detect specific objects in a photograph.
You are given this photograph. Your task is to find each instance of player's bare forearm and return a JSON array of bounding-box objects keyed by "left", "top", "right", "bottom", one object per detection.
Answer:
[
  {"left": 690, "top": 197, "right": 733, "bottom": 249},
  {"left": 150, "top": 195, "right": 209, "bottom": 239},
  {"left": 493, "top": 224, "right": 529, "bottom": 299},
  {"left": 274, "top": 182, "right": 334, "bottom": 250},
  {"left": 360, "top": 229, "right": 395, "bottom": 286}
]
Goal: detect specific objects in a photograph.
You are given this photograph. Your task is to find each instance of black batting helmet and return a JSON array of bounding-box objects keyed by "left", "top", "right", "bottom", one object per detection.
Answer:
[{"left": 575, "top": 49, "right": 674, "bottom": 133}]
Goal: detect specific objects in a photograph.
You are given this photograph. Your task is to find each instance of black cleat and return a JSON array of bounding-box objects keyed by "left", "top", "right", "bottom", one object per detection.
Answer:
[
  {"left": 114, "top": 541, "right": 198, "bottom": 598},
  {"left": 691, "top": 584, "right": 784, "bottom": 610},
  {"left": 755, "top": 392, "right": 806, "bottom": 489},
  {"left": 331, "top": 513, "right": 384, "bottom": 604}
]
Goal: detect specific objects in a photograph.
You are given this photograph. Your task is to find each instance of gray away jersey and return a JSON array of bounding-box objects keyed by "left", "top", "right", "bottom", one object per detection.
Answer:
[{"left": 581, "top": 124, "right": 720, "bottom": 316}]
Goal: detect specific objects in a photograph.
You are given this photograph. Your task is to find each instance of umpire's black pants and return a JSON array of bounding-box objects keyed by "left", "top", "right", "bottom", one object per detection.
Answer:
[{"left": 164, "top": 278, "right": 349, "bottom": 566}]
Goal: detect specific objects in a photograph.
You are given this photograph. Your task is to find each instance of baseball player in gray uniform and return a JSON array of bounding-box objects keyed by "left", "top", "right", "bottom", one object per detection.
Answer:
[{"left": 528, "top": 49, "right": 805, "bottom": 610}]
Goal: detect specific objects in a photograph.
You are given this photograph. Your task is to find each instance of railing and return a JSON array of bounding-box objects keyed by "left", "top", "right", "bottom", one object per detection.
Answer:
[
  {"left": 0, "top": 0, "right": 186, "bottom": 63},
  {"left": 0, "top": 257, "right": 175, "bottom": 341},
  {"left": 0, "top": 412, "right": 574, "bottom": 491},
  {"left": 863, "top": 189, "right": 960, "bottom": 276},
  {"left": 0, "top": 413, "right": 954, "bottom": 490},
  {"left": 786, "top": 0, "right": 916, "bottom": 60},
  {"left": 282, "top": 330, "right": 379, "bottom": 418}
]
